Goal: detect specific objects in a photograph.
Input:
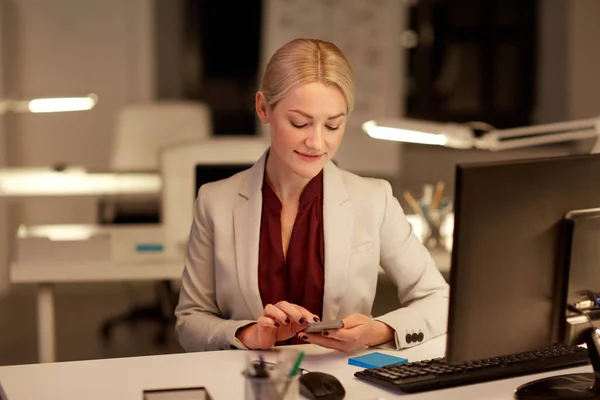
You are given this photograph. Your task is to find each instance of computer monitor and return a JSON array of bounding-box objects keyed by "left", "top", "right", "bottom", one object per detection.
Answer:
[
  {"left": 446, "top": 153, "right": 600, "bottom": 398},
  {"left": 195, "top": 164, "right": 253, "bottom": 195},
  {"left": 561, "top": 208, "right": 600, "bottom": 345}
]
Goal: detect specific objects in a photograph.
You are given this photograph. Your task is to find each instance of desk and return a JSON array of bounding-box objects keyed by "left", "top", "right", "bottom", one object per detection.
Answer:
[
  {"left": 0, "top": 168, "right": 161, "bottom": 363},
  {"left": 0, "top": 167, "right": 160, "bottom": 197},
  {"left": 0, "top": 335, "right": 592, "bottom": 400},
  {"left": 10, "top": 257, "right": 183, "bottom": 365}
]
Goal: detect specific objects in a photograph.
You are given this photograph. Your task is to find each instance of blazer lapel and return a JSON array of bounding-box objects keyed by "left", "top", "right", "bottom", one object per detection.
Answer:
[
  {"left": 233, "top": 150, "right": 268, "bottom": 318},
  {"left": 322, "top": 161, "right": 354, "bottom": 321}
]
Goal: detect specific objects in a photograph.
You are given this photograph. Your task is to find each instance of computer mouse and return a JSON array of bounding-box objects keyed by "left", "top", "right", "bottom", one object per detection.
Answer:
[
  {"left": 299, "top": 371, "right": 346, "bottom": 400},
  {"left": 52, "top": 162, "right": 68, "bottom": 172}
]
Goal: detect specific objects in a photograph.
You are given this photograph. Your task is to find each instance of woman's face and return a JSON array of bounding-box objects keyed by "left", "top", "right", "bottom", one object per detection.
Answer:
[{"left": 256, "top": 82, "right": 347, "bottom": 180}]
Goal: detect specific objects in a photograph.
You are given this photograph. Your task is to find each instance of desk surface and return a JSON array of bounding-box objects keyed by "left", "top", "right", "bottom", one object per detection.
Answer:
[
  {"left": 0, "top": 335, "right": 591, "bottom": 400},
  {"left": 10, "top": 258, "right": 184, "bottom": 283},
  {"left": 10, "top": 224, "right": 184, "bottom": 283},
  {"left": 0, "top": 167, "right": 160, "bottom": 197}
]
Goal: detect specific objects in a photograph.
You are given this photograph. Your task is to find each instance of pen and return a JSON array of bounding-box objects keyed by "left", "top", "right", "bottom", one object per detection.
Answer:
[
  {"left": 254, "top": 357, "right": 269, "bottom": 378},
  {"left": 260, "top": 360, "right": 309, "bottom": 376},
  {"left": 288, "top": 352, "right": 305, "bottom": 377},
  {"left": 403, "top": 190, "right": 425, "bottom": 218},
  {"left": 431, "top": 181, "right": 445, "bottom": 210},
  {"left": 276, "top": 351, "right": 305, "bottom": 400},
  {"left": 245, "top": 353, "right": 270, "bottom": 379},
  {"left": 422, "top": 184, "right": 434, "bottom": 207}
]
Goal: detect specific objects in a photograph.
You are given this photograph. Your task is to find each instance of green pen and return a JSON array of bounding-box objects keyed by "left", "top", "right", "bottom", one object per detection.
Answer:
[
  {"left": 275, "top": 351, "right": 306, "bottom": 400},
  {"left": 288, "top": 351, "right": 305, "bottom": 377}
]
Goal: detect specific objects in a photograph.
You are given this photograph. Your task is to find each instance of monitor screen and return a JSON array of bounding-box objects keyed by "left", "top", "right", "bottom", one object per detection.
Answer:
[
  {"left": 194, "top": 164, "right": 253, "bottom": 197},
  {"left": 447, "top": 153, "right": 600, "bottom": 364}
]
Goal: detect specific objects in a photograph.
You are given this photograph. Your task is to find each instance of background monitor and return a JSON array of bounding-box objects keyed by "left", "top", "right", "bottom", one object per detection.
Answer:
[
  {"left": 560, "top": 208, "right": 600, "bottom": 346},
  {"left": 447, "top": 153, "right": 600, "bottom": 364},
  {"left": 195, "top": 164, "right": 253, "bottom": 195}
]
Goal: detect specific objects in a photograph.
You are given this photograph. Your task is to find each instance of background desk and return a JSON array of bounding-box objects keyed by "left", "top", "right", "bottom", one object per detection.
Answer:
[
  {"left": 0, "top": 335, "right": 592, "bottom": 400},
  {"left": 0, "top": 167, "right": 160, "bottom": 198},
  {"left": 10, "top": 257, "right": 183, "bottom": 364},
  {"left": 0, "top": 167, "right": 162, "bottom": 364}
]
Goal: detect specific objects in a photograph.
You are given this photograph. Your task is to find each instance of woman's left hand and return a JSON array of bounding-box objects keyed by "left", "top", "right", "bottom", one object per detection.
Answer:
[{"left": 297, "top": 313, "right": 394, "bottom": 352}]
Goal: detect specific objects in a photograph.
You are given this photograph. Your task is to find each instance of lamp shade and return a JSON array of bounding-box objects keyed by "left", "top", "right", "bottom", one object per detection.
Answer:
[
  {"left": 362, "top": 118, "right": 475, "bottom": 149},
  {"left": 0, "top": 94, "right": 98, "bottom": 114}
]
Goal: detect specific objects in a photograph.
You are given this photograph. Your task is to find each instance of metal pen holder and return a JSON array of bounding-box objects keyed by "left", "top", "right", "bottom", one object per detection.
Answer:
[
  {"left": 421, "top": 208, "right": 452, "bottom": 251},
  {"left": 242, "top": 354, "right": 304, "bottom": 400},
  {"left": 403, "top": 183, "right": 452, "bottom": 252},
  {"left": 244, "top": 373, "right": 300, "bottom": 400}
]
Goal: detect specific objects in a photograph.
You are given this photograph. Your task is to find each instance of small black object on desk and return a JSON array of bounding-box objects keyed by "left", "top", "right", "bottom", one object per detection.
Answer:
[
  {"left": 52, "top": 162, "right": 68, "bottom": 172},
  {"left": 299, "top": 372, "right": 345, "bottom": 400}
]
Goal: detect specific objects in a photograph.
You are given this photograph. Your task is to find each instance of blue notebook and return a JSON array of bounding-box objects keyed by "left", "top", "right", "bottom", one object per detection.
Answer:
[{"left": 348, "top": 352, "right": 408, "bottom": 369}]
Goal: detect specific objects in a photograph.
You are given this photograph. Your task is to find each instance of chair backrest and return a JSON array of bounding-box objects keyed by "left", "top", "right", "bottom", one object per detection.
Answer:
[
  {"left": 101, "top": 101, "right": 212, "bottom": 225},
  {"left": 110, "top": 101, "right": 212, "bottom": 171},
  {"left": 159, "top": 137, "right": 270, "bottom": 256}
]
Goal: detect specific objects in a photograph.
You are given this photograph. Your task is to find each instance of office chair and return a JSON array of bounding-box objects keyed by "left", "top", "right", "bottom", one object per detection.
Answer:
[
  {"left": 99, "top": 101, "right": 212, "bottom": 223},
  {"left": 99, "top": 101, "right": 212, "bottom": 346}
]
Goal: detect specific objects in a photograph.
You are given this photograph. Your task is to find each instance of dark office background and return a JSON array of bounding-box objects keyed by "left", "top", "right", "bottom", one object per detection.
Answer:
[
  {"left": 183, "top": 0, "right": 263, "bottom": 136},
  {"left": 180, "top": 0, "right": 537, "bottom": 137}
]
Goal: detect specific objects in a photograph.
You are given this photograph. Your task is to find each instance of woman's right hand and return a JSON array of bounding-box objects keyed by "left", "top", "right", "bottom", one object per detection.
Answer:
[{"left": 236, "top": 301, "right": 320, "bottom": 350}]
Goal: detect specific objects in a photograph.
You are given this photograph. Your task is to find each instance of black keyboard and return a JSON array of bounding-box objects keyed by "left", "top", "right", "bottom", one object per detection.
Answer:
[{"left": 355, "top": 344, "right": 590, "bottom": 393}]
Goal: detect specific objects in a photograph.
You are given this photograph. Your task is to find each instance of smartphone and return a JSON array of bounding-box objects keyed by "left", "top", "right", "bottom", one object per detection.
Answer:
[{"left": 304, "top": 320, "right": 344, "bottom": 333}]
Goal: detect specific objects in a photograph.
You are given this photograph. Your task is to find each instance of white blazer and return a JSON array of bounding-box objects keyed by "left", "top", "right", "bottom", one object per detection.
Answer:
[{"left": 175, "top": 150, "right": 449, "bottom": 352}]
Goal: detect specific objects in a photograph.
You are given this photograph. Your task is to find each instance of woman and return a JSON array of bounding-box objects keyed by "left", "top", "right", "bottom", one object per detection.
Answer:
[{"left": 175, "top": 38, "right": 449, "bottom": 352}]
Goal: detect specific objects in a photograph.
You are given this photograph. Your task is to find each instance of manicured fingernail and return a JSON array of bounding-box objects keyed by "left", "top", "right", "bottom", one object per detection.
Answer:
[
  {"left": 300, "top": 335, "right": 308, "bottom": 340},
  {"left": 313, "top": 317, "right": 320, "bottom": 322},
  {"left": 322, "top": 331, "right": 329, "bottom": 336},
  {"left": 299, "top": 317, "right": 304, "bottom": 324},
  {"left": 274, "top": 322, "right": 280, "bottom": 327},
  {"left": 285, "top": 317, "right": 290, "bottom": 324}
]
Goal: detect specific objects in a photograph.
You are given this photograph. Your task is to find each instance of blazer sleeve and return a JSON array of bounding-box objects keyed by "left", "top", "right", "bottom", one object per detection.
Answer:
[
  {"left": 373, "top": 180, "right": 450, "bottom": 350},
  {"left": 175, "top": 186, "right": 255, "bottom": 352}
]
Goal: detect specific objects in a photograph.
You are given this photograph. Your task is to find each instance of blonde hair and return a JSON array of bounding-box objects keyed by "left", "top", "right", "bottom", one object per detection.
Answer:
[{"left": 259, "top": 38, "right": 355, "bottom": 113}]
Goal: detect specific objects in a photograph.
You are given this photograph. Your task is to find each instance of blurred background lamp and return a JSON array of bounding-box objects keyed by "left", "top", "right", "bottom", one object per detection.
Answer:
[
  {"left": 362, "top": 117, "right": 600, "bottom": 152},
  {"left": 0, "top": 93, "right": 98, "bottom": 114},
  {"left": 362, "top": 119, "right": 475, "bottom": 149}
]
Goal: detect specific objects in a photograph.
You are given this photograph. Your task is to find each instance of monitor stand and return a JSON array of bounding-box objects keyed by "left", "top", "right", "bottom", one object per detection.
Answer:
[{"left": 515, "top": 328, "right": 600, "bottom": 399}]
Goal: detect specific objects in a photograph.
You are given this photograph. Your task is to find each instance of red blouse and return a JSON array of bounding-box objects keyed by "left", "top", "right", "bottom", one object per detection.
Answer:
[{"left": 258, "top": 170, "right": 325, "bottom": 344}]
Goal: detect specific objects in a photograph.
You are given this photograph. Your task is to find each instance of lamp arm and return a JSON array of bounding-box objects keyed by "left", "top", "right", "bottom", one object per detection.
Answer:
[{"left": 477, "top": 117, "right": 600, "bottom": 151}]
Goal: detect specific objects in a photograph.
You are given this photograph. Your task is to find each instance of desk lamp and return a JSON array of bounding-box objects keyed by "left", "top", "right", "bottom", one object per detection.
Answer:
[
  {"left": 0, "top": 93, "right": 101, "bottom": 193},
  {"left": 0, "top": 93, "right": 98, "bottom": 114},
  {"left": 362, "top": 116, "right": 600, "bottom": 266},
  {"left": 365, "top": 117, "right": 600, "bottom": 398},
  {"left": 362, "top": 116, "right": 600, "bottom": 153}
]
